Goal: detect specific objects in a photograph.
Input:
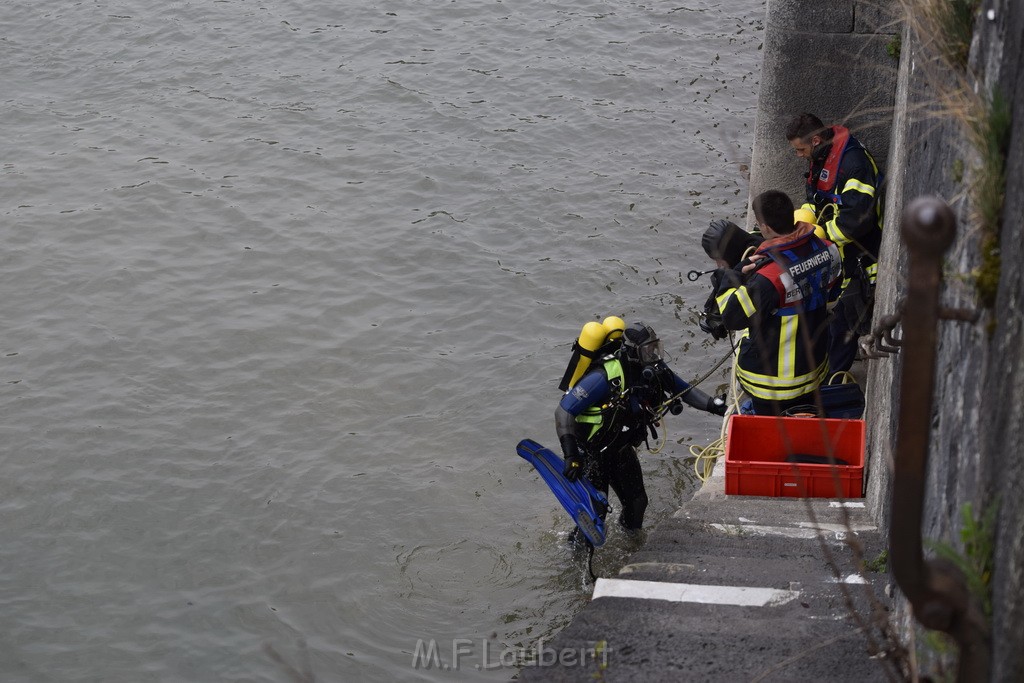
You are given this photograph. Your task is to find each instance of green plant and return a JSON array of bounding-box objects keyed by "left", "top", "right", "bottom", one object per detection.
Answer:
[
  {"left": 975, "top": 234, "right": 1001, "bottom": 310},
  {"left": 886, "top": 33, "right": 902, "bottom": 60},
  {"left": 951, "top": 158, "right": 965, "bottom": 183},
  {"left": 932, "top": 0, "right": 982, "bottom": 68},
  {"left": 595, "top": 639, "right": 609, "bottom": 676},
  {"left": 863, "top": 549, "right": 889, "bottom": 573},
  {"left": 969, "top": 90, "right": 1012, "bottom": 310},
  {"left": 927, "top": 500, "right": 999, "bottom": 617},
  {"left": 917, "top": 500, "right": 997, "bottom": 681},
  {"left": 918, "top": 628, "right": 958, "bottom": 683}
]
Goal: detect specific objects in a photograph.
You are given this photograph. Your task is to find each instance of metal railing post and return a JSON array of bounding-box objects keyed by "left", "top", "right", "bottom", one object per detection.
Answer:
[{"left": 888, "top": 196, "right": 990, "bottom": 681}]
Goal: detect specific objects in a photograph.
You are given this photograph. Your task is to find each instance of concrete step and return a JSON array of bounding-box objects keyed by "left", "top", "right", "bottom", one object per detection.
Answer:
[
  {"left": 674, "top": 496, "right": 877, "bottom": 529},
  {"left": 617, "top": 552, "right": 882, "bottom": 590},
  {"left": 640, "top": 517, "right": 883, "bottom": 566},
  {"left": 520, "top": 597, "right": 892, "bottom": 682},
  {"left": 521, "top": 492, "right": 893, "bottom": 682}
]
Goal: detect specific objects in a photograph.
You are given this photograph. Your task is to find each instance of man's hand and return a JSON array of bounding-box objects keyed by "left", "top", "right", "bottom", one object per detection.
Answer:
[
  {"left": 740, "top": 254, "right": 767, "bottom": 274},
  {"left": 559, "top": 434, "right": 584, "bottom": 482},
  {"left": 563, "top": 455, "right": 583, "bottom": 482},
  {"left": 707, "top": 394, "right": 728, "bottom": 416}
]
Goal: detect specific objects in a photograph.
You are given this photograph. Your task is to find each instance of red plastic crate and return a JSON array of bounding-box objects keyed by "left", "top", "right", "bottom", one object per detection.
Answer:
[{"left": 724, "top": 415, "right": 865, "bottom": 498}]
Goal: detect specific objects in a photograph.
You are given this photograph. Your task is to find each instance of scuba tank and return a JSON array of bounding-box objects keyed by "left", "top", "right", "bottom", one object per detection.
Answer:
[
  {"left": 795, "top": 207, "right": 828, "bottom": 241},
  {"left": 558, "top": 316, "right": 626, "bottom": 391}
]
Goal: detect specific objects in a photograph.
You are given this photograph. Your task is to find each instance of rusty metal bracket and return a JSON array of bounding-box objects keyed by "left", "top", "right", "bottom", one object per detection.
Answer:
[
  {"left": 889, "top": 197, "right": 990, "bottom": 681},
  {"left": 860, "top": 305, "right": 905, "bottom": 359},
  {"left": 939, "top": 306, "right": 982, "bottom": 323},
  {"left": 860, "top": 293, "right": 981, "bottom": 360}
]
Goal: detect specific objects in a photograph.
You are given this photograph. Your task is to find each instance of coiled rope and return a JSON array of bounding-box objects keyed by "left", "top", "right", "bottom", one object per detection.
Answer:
[{"left": 689, "top": 330, "right": 745, "bottom": 482}]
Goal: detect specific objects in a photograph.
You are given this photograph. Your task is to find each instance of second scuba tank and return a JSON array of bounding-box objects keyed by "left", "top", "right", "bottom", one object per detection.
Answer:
[{"left": 558, "top": 316, "right": 626, "bottom": 391}]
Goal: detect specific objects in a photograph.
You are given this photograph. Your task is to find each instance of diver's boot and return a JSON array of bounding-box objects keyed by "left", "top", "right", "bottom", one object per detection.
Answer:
[{"left": 617, "top": 514, "right": 644, "bottom": 540}]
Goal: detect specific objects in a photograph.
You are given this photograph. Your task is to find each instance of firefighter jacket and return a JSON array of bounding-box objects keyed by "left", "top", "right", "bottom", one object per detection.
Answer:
[
  {"left": 802, "top": 126, "right": 883, "bottom": 287},
  {"left": 713, "top": 224, "right": 842, "bottom": 403}
]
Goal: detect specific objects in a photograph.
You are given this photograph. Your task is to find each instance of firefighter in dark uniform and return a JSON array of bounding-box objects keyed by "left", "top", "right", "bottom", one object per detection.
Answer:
[
  {"left": 706, "top": 190, "right": 842, "bottom": 416},
  {"left": 786, "top": 113, "right": 884, "bottom": 373}
]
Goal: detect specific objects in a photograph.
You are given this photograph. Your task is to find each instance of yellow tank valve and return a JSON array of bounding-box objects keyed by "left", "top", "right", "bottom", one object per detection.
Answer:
[
  {"left": 602, "top": 316, "right": 625, "bottom": 341},
  {"left": 794, "top": 208, "right": 827, "bottom": 240}
]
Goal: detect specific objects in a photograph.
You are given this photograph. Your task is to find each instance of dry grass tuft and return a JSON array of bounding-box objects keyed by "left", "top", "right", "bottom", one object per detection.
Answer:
[{"left": 899, "top": 0, "right": 1010, "bottom": 311}]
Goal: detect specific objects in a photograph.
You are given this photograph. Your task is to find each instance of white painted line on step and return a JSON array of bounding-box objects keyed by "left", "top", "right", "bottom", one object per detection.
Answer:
[
  {"left": 795, "top": 521, "right": 877, "bottom": 533},
  {"left": 592, "top": 578, "right": 799, "bottom": 607},
  {"left": 709, "top": 522, "right": 875, "bottom": 541},
  {"left": 618, "top": 561, "right": 696, "bottom": 575},
  {"left": 827, "top": 574, "right": 869, "bottom": 585},
  {"left": 829, "top": 501, "right": 866, "bottom": 508},
  {"left": 710, "top": 523, "right": 822, "bottom": 540}
]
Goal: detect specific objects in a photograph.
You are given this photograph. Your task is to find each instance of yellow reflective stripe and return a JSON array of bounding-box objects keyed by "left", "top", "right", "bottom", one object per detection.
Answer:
[
  {"left": 736, "top": 288, "right": 756, "bottom": 317},
  {"left": 715, "top": 288, "right": 736, "bottom": 311},
  {"left": 842, "top": 178, "right": 875, "bottom": 197},
  {"left": 738, "top": 381, "right": 818, "bottom": 401},
  {"left": 736, "top": 361, "right": 827, "bottom": 388},
  {"left": 777, "top": 315, "right": 798, "bottom": 380},
  {"left": 716, "top": 286, "right": 757, "bottom": 318},
  {"left": 821, "top": 200, "right": 847, "bottom": 245},
  {"left": 736, "top": 361, "right": 829, "bottom": 400},
  {"left": 865, "top": 262, "right": 878, "bottom": 285},
  {"left": 733, "top": 356, "right": 827, "bottom": 387},
  {"left": 574, "top": 358, "right": 625, "bottom": 438},
  {"left": 825, "top": 216, "right": 848, "bottom": 245}
]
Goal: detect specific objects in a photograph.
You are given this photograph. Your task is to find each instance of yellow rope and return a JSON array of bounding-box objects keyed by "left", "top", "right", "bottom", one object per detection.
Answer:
[
  {"left": 687, "top": 330, "right": 744, "bottom": 482},
  {"left": 816, "top": 203, "right": 839, "bottom": 227},
  {"left": 647, "top": 422, "right": 668, "bottom": 455},
  {"left": 690, "top": 435, "right": 725, "bottom": 482}
]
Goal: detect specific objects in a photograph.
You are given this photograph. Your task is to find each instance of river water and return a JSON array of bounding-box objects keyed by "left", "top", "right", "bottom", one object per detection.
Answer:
[{"left": 1, "top": 1, "right": 765, "bottom": 680}]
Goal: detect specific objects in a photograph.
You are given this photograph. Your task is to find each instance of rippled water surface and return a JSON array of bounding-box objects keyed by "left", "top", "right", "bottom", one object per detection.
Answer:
[{"left": 1, "top": 1, "right": 765, "bottom": 680}]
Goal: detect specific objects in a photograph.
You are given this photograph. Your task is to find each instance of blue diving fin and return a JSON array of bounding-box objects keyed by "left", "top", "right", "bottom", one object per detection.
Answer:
[{"left": 516, "top": 438, "right": 608, "bottom": 547}]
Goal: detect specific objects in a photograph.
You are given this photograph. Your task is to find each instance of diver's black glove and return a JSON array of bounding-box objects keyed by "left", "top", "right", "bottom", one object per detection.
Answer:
[
  {"left": 699, "top": 311, "right": 728, "bottom": 340},
  {"left": 559, "top": 434, "right": 584, "bottom": 482},
  {"left": 563, "top": 456, "right": 583, "bottom": 482},
  {"left": 707, "top": 394, "right": 728, "bottom": 416}
]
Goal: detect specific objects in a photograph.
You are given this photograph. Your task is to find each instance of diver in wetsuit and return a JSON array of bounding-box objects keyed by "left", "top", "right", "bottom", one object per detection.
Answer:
[{"left": 554, "top": 322, "right": 726, "bottom": 533}]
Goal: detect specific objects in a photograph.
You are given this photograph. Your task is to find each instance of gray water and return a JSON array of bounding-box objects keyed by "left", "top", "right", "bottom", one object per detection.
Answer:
[{"left": 1, "top": 1, "right": 765, "bottom": 680}]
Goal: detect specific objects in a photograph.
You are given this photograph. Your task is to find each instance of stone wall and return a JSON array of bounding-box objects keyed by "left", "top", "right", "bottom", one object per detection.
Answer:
[
  {"left": 863, "top": 2, "right": 1023, "bottom": 678},
  {"left": 965, "top": 3, "right": 1023, "bottom": 679},
  {"left": 753, "top": 0, "right": 1024, "bottom": 678},
  {"left": 748, "top": 0, "right": 899, "bottom": 227}
]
